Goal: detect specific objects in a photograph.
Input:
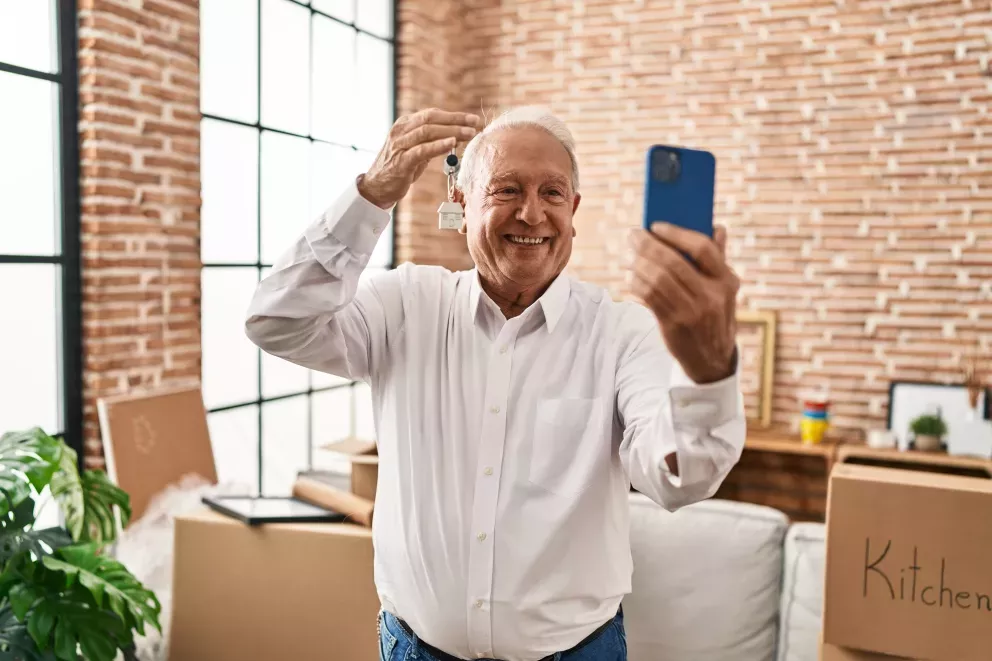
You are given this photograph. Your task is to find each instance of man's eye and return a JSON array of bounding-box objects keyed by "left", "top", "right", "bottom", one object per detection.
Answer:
[
  {"left": 496, "top": 187, "right": 518, "bottom": 196},
  {"left": 546, "top": 189, "right": 563, "bottom": 197}
]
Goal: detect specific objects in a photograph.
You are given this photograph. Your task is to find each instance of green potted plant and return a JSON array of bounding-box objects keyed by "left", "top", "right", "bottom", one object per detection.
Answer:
[
  {"left": 0, "top": 427, "right": 160, "bottom": 661},
  {"left": 909, "top": 413, "right": 948, "bottom": 453}
]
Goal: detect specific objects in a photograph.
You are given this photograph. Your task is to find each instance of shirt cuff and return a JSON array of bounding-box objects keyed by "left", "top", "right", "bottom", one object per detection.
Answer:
[
  {"left": 305, "top": 176, "right": 392, "bottom": 259},
  {"left": 667, "top": 348, "right": 742, "bottom": 430}
]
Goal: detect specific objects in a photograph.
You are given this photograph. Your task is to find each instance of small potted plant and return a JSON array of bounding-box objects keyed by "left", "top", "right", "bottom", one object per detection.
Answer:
[{"left": 909, "top": 413, "right": 948, "bottom": 452}]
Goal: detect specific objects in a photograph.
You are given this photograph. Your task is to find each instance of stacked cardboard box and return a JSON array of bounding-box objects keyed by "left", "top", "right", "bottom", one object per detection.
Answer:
[
  {"left": 821, "top": 464, "right": 992, "bottom": 660},
  {"left": 169, "top": 439, "right": 380, "bottom": 661}
]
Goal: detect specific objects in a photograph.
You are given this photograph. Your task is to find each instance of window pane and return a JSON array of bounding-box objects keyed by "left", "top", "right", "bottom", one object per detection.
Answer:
[
  {"left": 313, "top": 0, "right": 354, "bottom": 23},
  {"left": 0, "top": 1, "right": 56, "bottom": 73},
  {"left": 0, "top": 72, "right": 58, "bottom": 256},
  {"left": 311, "top": 369, "right": 350, "bottom": 389},
  {"left": 208, "top": 405, "right": 259, "bottom": 494},
  {"left": 200, "top": 0, "right": 259, "bottom": 123},
  {"left": 0, "top": 265, "right": 59, "bottom": 435},
  {"left": 261, "top": 396, "right": 309, "bottom": 495},
  {"left": 353, "top": 381, "right": 376, "bottom": 439},
  {"left": 260, "top": 131, "right": 310, "bottom": 264},
  {"left": 261, "top": 352, "right": 309, "bottom": 399},
  {"left": 354, "top": 35, "right": 393, "bottom": 151},
  {"left": 201, "top": 268, "right": 260, "bottom": 409},
  {"left": 356, "top": 0, "right": 392, "bottom": 39},
  {"left": 310, "top": 141, "right": 358, "bottom": 221},
  {"left": 261, "top": 0, "right": 310, "bottom": 135},
  {"left": 311, "top": 15, "right": 355, "bottom": 145},
  {"left": 311, "top": 387, "right": 354, "bottom": 473},
  {"left": 201, "top": 119, "right": 259, "bottom": 263}
]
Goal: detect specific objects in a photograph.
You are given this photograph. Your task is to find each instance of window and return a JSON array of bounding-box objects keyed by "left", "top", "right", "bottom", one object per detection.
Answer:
[
  {"left": 0, "top": 1, "right": 82, "bottom": 458},
  {"left": 200, "top": 0, "right": 395, "bottom": 495}
]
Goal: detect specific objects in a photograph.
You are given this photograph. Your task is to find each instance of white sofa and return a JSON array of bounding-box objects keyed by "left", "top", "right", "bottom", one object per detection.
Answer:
[{"left": 623, "top": 493, "right": 827, "bottom": 661}]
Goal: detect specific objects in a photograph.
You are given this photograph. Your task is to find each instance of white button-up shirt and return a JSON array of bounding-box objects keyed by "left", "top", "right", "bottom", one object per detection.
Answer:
[{"left": 245, "top": 180, "right": 746, "bottom": 661}]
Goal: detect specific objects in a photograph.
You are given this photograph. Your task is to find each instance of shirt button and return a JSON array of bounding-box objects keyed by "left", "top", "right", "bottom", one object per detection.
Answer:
[
  {"left": 475, "top": 599, "right": 484, "bottom": 609},
  {"left": 500, "top": 346, "right": 508, "bottom": 354},
  {"left": 372, "top": 227, "right": 380, "bottom": 235},
  {"left": 477, "top": 532, "right": 487, "bottom": 541},
  {"left": 484, "top": 467, "right": 493, "bottom": 476},
  {"left": 490, "top": 405, "right": 500, "bottom": 414}
]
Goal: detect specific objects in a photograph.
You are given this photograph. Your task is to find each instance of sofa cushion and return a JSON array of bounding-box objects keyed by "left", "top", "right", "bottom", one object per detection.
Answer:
[
  {"left": 624, "top": 494, "right": 789, "bottom": 661},
  {"left": 777, "top": 523, "right": 827, "bottom": 661}
]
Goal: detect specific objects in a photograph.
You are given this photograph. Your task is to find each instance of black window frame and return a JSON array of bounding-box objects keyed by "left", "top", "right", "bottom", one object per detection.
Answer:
[
  {"left": 0, "top": 0, "right": 83, "bottom": 467},
  {"left": 200, "top": 0, "right": 397, "bottom": 495}
]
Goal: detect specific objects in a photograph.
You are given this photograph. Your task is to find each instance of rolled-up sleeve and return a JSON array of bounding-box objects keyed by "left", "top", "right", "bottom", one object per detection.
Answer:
[{"left": 616, "top": 306, "right": 746, "bottom": 511}]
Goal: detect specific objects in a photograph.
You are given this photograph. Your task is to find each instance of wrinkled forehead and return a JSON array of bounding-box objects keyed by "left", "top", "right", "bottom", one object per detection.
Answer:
[{"left": 476, "top": 127, "right": 573, "bottom": 187}]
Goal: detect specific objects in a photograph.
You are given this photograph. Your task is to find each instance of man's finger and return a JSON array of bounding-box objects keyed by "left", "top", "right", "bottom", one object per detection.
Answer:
[
  {"left": 404, "top": 137, "right": 457, "bottom": 167},
  {"left": 629, "top": 229, "right": 704, "bottom": 296},
  {"left": 630, "top": 273, "right": 673, "bottom": 318},
  {"left": 407, "top": 109, "right": 484, "bottom": 130},
  {"left": 649, "top": 222, "right": 728, "bottom": 277},
  {"left": 394, "top": 124, "right": 478, "bottom": 151},
  {"left": 714, "top": 225, "right": 728, "bottom": 257}
]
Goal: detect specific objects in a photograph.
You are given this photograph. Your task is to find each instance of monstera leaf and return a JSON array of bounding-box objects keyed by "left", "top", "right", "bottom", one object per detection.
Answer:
[
  {"left": 0, "top": 500, "right": 71, "bottom": 565},
  {"left": 3, "top": 577, "right": 130, "bottom": 661},
  {"left": 0, "top": 545, "right": 154, "bottom": 661},
  {"left": 0, "top": 600, "right": 55, "bottom": 661},
  {"left": 0, "top": 430, "right": 61, "bottom": 519},
  {"left": 50, "top": 447, "right": 130, "bottom": 544},
  {"left": 41, "top": 545, "right": 159, "bottom": 638}
]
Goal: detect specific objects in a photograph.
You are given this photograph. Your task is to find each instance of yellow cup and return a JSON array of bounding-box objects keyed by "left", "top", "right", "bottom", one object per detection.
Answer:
[{"left": 800, "top": 417, "right": 829, "bottom": 445}]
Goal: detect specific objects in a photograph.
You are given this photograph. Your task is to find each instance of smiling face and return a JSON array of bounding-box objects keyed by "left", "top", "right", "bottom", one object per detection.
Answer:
[{"left": 459, "top": 126, "right": 581, "bottom": 305}]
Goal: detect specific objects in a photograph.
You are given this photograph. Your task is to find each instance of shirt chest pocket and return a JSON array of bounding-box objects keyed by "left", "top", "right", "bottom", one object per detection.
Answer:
[{"left": 529, "top": 397, "right": 610, "bottom": 497}]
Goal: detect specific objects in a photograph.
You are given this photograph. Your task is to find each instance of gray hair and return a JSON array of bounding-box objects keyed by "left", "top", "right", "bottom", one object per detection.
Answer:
[{"left": 456, "top": 106, "right": 580, "bottom": 193}]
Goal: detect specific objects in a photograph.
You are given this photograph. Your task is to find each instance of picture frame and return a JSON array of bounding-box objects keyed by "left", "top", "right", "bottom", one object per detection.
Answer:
[
  {"left": 887, "top": 381, "right": 991, "bottom": 454},
  {"left": 201, "top": 495, "right": 347, "bottom": 526},
  {"left": 737, "top": 310, "right": 777, "bottom": 429}
]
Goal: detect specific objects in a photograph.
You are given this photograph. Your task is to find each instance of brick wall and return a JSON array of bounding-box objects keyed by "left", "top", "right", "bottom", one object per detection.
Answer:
[
  {"left": 397, "top": 0, "right": 992, "bottom": 440},
  {"left": 394, "top": 1, "right": 476, "bottom": 269},
  {"left": 79, "top": 0, "right": 201, "bottom": 468}
]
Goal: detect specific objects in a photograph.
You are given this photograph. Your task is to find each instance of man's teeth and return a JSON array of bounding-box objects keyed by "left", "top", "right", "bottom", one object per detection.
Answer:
[{"left": 507, "top": 236, "right": 547, "bottom": 245}]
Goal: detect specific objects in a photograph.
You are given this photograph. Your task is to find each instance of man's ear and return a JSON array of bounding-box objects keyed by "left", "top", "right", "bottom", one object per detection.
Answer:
[
  {"left": 454, "top": 187, "right": 468, "bottom": 234},
  {"left": 572, "top": 191, "right": 581, "bottom": 215}
]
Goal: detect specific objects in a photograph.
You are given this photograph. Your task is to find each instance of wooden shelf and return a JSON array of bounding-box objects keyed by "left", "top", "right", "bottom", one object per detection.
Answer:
[{"left": 745, "top": 432, "right": 838, "bottom": 458}]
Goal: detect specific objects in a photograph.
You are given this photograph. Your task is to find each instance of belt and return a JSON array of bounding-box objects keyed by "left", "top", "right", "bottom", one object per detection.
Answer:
[{"left": 394, "top": 611, "right": 618, "bottom": 661}]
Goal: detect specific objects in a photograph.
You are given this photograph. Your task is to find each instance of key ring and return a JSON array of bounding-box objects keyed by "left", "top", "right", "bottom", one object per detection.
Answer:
[
  {"left": 437, "top": 149, "right": 463, "bottom": 230},
  {"left": 443, "top": 150, "right": 459, "bottom": 202}
]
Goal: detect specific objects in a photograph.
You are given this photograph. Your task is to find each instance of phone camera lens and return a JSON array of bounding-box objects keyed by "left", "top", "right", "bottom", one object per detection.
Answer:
[{"left": 653, "top": 149, "right": 681, "bottom": 182}]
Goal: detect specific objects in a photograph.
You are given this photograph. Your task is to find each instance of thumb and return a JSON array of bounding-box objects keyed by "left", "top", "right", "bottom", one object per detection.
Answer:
[{"left": 714, "top": 225, "right": 728, "bottom": 257}]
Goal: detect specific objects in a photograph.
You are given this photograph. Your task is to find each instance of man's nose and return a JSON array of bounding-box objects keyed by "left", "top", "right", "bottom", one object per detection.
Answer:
[{"left": 516, "top": 190, "right": 544, "bottom": 226}]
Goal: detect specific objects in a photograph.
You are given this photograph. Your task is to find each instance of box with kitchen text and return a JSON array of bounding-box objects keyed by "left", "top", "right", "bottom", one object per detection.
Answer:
[{"left": 823, "top": 464, "right": 992, "bottom": 661}]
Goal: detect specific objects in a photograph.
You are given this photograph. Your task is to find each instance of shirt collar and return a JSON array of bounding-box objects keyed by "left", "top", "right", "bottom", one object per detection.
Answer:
[{"left": 468, "top": 269, "right": 571, "bottom": 333}]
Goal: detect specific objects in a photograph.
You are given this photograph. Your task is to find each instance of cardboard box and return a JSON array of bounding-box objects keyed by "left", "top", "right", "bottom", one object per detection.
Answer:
[
  {"left": 823, "top": 464, "right": 992, "bottom": 661},
  {"left": 169, "top": 509, "right": 379, "bottom": 661},
  {"left": 820, "top": 641, "right": 913, "bottom": 660},
  {"left": 320, "top": 437, "right": 379, "bottom": 502},
  {"left": 98, "top": 387, "right": 217, "bottom": 522}
]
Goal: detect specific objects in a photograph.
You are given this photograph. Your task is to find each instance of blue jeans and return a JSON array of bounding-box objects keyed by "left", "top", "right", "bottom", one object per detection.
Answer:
[{"left": 378, "top": 609, "right": 627, "bottom": 661}]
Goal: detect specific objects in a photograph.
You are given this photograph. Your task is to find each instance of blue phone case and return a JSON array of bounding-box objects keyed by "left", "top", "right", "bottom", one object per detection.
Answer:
[{"left": 642, "top": 145, "right": 716, "bottom": 238}]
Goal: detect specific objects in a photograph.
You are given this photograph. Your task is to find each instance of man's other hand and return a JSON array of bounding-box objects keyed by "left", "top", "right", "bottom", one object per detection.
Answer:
[
  {"left": 358, "top": 108, "right": 483, "bottom": 210},
  {"left": 629, "top": 223, "right": 740, "bottom": 385}
]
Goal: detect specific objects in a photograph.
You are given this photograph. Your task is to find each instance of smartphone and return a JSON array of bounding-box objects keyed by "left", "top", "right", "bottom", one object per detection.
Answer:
[{"left": 643, "top": 145, "right": 715, "bottom": 238}]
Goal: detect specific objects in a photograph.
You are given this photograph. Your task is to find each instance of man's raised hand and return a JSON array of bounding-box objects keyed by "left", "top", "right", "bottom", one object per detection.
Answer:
[{"left": 358, "top": 108, "right": 483, "bottom": 210}]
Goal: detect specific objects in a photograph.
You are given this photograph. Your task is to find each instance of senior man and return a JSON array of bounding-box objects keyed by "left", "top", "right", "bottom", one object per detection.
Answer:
[{"left": 245, "top": 106, "right": 745, "bottom": 661}]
